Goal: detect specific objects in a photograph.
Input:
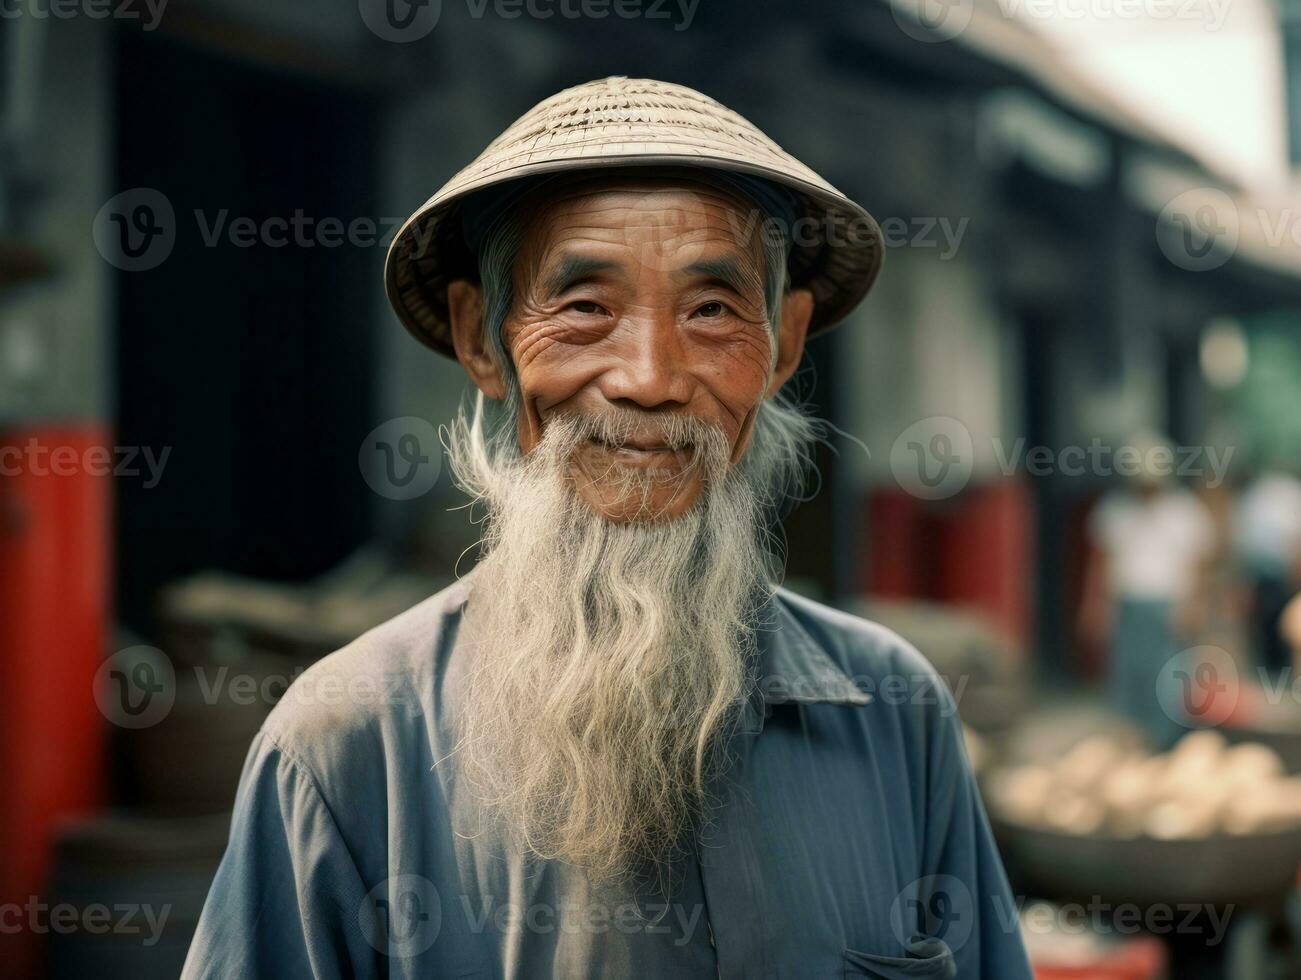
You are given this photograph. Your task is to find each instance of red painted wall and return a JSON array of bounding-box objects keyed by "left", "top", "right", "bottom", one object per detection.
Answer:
[{"left": 863, "top": 477, "right": 1034, "bottom": 655}]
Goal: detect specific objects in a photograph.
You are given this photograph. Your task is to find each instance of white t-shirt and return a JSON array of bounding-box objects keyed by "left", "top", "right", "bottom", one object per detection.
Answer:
[
  {"left": 1235, "top": 473, "right": 1301, "bottom": 577},
  {"left": 1089, "top": 488, "right": 1216, "bottom": 602}
]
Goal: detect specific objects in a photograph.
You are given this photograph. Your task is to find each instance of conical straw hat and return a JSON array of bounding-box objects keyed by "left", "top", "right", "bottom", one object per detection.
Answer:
[{"left": 384, "top": 76, "right": 884, "bottom": 357}]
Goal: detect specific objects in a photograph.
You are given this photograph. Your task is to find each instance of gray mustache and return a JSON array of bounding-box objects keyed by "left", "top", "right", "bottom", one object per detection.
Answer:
[{"left": 556, "top": 408, "right": 728, "bottom": 455}]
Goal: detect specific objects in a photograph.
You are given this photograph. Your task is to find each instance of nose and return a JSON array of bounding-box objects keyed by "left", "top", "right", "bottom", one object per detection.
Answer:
[{"left": 598, "top": 315, "right": 694, "bottom": 410}]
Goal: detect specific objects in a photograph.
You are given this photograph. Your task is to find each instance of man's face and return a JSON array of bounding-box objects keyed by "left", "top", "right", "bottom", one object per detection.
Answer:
[{"left": 449, "top": 177, "right": 812, "bottom": 522}]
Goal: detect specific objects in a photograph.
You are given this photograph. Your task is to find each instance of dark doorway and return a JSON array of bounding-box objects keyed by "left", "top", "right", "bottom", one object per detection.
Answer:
[
  {"left": 113, "top": 32, "right": 378, "bottom": 635},
  {"left": 1019, "top": 305, "right": 1064, "bottom": 678}
]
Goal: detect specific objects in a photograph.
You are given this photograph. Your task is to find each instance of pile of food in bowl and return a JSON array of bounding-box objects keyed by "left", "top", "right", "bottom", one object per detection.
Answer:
[{"left": 985, "top": 728, "right": 1301, "bottom": 839}]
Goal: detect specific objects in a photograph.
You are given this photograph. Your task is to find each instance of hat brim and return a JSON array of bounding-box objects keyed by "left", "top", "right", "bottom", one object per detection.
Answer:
[{"left": 384, "top": 154, "right": 884, "bottom": 359}]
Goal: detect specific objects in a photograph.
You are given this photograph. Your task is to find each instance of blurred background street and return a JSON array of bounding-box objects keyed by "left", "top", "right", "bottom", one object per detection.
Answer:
[{"left": 3, "top": 0, "right": 1301, "bottom": 976}]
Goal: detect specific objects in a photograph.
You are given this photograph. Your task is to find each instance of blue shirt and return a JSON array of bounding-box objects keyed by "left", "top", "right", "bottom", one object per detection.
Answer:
[{"left": 182, "top": 575, "right": 1031, "bottom": 979}]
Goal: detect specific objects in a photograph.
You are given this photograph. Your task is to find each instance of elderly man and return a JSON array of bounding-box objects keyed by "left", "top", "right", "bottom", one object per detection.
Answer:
[{"left": 183, "top": 77, "right": 1030, "bottom": 979}]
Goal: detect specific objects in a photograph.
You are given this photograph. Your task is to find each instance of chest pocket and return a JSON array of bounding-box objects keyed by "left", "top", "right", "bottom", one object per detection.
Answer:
[{"left": 842, "top": 935, "right": 956, "bottom": 979}]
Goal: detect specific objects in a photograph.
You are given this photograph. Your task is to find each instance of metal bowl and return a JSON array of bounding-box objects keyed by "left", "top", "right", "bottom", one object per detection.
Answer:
[{"left": 992, "top": 815, "right": 1301, "bottom": 908}]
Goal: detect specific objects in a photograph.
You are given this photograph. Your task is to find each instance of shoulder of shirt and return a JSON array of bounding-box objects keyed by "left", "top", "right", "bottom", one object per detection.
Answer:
[
  {"left": 255, "top": 575, "right": 472, "bottom": 766},
  {"left": 770, "top": 586, "right": 950, "bottom": 699}
]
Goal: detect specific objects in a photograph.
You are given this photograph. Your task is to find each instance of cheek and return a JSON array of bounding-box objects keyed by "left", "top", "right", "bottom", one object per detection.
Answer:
[
  {"left": 687, "top": 332, "right": 773, "bottom": 435},
  {"left": 510, "top": 348, "right": 606, "bottom": 452}
]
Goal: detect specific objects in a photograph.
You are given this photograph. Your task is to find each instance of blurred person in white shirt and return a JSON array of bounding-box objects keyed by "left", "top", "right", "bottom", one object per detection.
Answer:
[
  {"left": 1235, "top": 464, "right": 1301, "bottom": 677},
  {"left": 1080, "top": 433, "right": 1217, "bottom": 747}
]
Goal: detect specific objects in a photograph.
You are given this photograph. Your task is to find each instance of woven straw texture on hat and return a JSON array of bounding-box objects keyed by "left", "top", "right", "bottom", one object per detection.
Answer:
[{"left": 384, "top": 76, "right": 884, "bottom": 357}]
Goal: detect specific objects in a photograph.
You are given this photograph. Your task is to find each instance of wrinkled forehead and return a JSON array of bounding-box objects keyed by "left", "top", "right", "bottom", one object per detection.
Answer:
[{"left": 512, "top": 170, "right": 769, "bottom": 277}]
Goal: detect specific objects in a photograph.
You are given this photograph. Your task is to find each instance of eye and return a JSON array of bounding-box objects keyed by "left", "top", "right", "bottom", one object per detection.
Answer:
[
  {"left": 569, "top": 300, "right": 607, "bottom": 316},
  {"left": 695, "top": 301, "right": 728, "bottom": 318}
]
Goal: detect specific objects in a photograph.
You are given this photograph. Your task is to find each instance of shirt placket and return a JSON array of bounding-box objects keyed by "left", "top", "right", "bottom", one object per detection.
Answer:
[{"left": 695, "top": 688, "right": 773, "bottom": 980}]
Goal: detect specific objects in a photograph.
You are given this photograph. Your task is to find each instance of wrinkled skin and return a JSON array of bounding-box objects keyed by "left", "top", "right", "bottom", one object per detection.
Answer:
[{"left": 447, "top": 176, "right": 814, "bottom": 521}]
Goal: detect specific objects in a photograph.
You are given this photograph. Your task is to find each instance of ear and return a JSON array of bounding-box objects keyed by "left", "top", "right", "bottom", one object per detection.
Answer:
[
  {"left": 447, "top": 278, "right": 507, "bottom": 400},
  {"left": 766, "top": 287, "right": 813, "bottom": 397}
]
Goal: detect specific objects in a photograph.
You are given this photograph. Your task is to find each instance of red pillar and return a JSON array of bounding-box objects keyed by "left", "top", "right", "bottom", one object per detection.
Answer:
[{"left": 0, "top": 426, "right": 111, "bottom": 976}]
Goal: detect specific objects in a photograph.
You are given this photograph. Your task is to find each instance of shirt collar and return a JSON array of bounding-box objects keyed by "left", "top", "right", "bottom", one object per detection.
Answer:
[{"left": 737, "top": 588, "right": 873, "bottom": 735}]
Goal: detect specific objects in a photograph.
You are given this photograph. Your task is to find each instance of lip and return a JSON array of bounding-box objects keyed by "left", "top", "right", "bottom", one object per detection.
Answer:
[
  {"left": 622, "top": 438, "right": 671, "bottom": 452},
  {"left": 596, "top": 432, "right": 677, "bottom": 451},
  {"left": 583, "top": 437, "right": 692, "bottom": 470}
]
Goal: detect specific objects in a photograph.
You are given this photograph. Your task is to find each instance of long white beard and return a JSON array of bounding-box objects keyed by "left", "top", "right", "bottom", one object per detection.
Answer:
[{"left": 447, "top": 406, "right": 775, "bottom": 883}]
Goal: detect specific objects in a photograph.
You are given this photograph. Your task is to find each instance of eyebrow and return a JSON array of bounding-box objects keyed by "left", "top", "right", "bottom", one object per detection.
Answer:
[
  {"left": 542, "top": 255, "right": 621, "bottom": 298},
  {"left": 684, "top": 256, "right": 763, "bottom": 298}
]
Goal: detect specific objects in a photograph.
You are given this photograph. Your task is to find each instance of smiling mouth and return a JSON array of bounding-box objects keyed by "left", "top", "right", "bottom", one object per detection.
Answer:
[{"left": 585, "top": 435, "right": 693, "bottom": 469}]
